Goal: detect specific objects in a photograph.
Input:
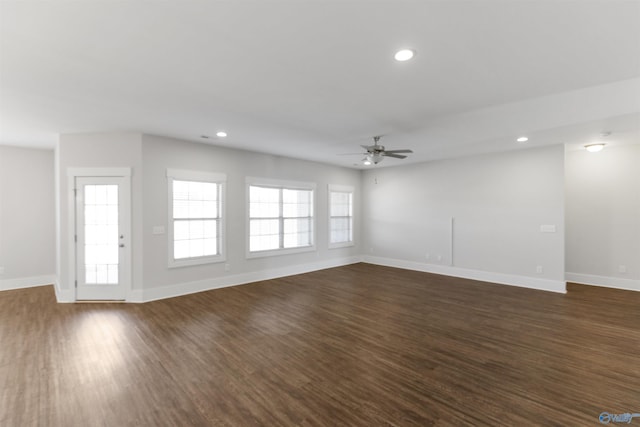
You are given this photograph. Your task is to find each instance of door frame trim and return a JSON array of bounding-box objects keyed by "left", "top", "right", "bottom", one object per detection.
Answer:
[{"left": 67, "top": 168, "right": 132, "bottom": 301}]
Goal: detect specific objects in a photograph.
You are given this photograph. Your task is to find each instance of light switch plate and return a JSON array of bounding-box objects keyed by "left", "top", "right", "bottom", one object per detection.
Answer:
[
  {"left": 540, "top": 224, "right": 556, "bottom": 233},
  {"left": 152, "top": 226, "right": 165, "bottom": 235}
]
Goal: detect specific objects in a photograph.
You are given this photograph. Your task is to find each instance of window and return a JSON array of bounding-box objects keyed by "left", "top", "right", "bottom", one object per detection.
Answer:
[
  {"left": 329, "top": 184, "right": 354, "bottom": 248},
  {"left": 167, "top": 169, "right": 226, "bottom": 267},
  {"left": 247, "top": 177, "right": 315, "bottom": 257}
]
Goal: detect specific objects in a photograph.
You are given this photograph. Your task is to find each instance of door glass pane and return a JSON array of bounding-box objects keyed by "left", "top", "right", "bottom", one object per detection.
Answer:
[{"left": 85, "top": 184, "right": 119, "bottom": 285}]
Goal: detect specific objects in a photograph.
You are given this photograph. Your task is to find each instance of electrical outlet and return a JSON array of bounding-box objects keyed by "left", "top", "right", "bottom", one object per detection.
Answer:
[
  {"left": 224, "top": 263, "right": 230, "bottom": 272},
  {"left": 618, "top": 265, "right": 627, "bottom": 274},
  {"left": 437, "top": 255, "right": 442, "bottom": 262},
  {"left": 425, "top": 253, "right": 430, "bottom": 261},
  {"left": 0, "top": 266, "right": 4, "bottom": 275},
  {"left": 539, "top": 224, "right": 557, "bottom": 233},
  {"left": 369, "top": 247, "right": 374, "bottom": 253},
  {"left": 536, "top": 265, "right": 543, "bottom": 274}
]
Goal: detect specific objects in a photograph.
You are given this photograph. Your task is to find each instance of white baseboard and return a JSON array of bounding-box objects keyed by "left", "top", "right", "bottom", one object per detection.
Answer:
[
  {"left": 0, "top": 274, "right": 56, "bottom": 292},
  {"left": 363, "top": 256, "right": 567, "bottom": 294},
  {"left": 21, "top": 256, "right": 579, "bottom": 304},
  {"left": 137, "top": 256, "right": 363, "bottom": 303},
  {"left": 565, "top": 272, "right": 640, "bottom": 292},
  {"left": 128, "top": 289, "right": 144, "bottom": 303},
  {"left": 53, "top": 279, "right": 75, "bottom": 303}
]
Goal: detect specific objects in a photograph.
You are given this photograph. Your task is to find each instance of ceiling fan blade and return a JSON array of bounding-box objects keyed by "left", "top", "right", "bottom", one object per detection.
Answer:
[
  {"left": 383, "top": 153, "right": 407, "bottom": 159},
  {"left": 384, "top": 149, "right": 413, "bottom": 154}
]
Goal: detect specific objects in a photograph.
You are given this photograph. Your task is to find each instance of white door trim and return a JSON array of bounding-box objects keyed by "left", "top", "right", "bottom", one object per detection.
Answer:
[{"left": 67, "top": 168, "right": 132, "bottom": 301}]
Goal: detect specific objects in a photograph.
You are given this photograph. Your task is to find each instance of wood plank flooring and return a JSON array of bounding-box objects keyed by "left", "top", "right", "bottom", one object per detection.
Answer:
[{"left": 1, "top": 263, "right": 638, "bottom": 426}]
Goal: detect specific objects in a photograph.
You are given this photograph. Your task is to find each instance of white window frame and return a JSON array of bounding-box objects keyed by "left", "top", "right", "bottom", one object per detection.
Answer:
[
  {"left": 167, "top": 169, "right": 226, "bottom": 268},
  {"left": 246, "top": 177, "right": 316, "bottom": 259},
  {"left": 328, "top": 184, "right": 355, "bottom": 249}
]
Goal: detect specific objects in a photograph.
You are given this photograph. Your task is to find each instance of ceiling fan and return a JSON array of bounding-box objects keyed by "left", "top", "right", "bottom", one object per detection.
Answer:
[{"left": 352, "top": 135, "right": 413, "bottom": 165}]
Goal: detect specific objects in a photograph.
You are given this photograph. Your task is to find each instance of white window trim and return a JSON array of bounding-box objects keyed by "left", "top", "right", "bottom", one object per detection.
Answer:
[
  {"left": 328, "top": 184, "right": 355, "bottom": 249},
  {"left": 246, "top": 176, "right": 317, "bottom": 259},
  {"left": 167, "top": 169, "right": 227, "bottom": 268}
]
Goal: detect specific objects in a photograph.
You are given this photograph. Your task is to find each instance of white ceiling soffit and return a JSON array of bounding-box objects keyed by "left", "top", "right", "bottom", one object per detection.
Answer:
[{"left": 1, "top": 1, "right": 639, "bottom": 168}]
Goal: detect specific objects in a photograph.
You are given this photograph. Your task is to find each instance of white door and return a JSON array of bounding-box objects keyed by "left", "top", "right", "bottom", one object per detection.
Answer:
[{"left": 75, "top": 177, "right": 130, "bottom": 300}]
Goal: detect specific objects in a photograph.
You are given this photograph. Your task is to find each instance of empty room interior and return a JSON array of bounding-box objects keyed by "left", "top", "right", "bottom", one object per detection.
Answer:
[{"left": 1, "top": 1, "right": 639, "bottom": 426}]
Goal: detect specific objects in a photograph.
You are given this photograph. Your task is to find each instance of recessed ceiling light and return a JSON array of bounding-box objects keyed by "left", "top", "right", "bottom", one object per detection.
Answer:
[
  {"left": 200, "top": 135, "right": 210, "bottom": 139},
  {"left": 216, "top": 131, "right": 227, "bottom": 137},
  {"left": 516, "top": 136, "right": 529, "bottom": 143},
  {"left": 394, "top": 49, "right": 415, "bottom": 61},
  {"left": 585, "top": 143, "right": 605, "bottom": 153}
]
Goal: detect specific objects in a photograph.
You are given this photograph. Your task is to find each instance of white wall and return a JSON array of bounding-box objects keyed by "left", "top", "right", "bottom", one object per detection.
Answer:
[
  {"left": 140, "top": 134, "right": 361, "bottom": 300},
  {"left": 0, "top": 146, "right": 55, "bottom": 290},
  {"left": 56, "top": 133, "right": 144, "bottom": 301},
  {"left": 565, "top": 144, "right": 640, "bottom": 291},
  {"left": 52, "top": 132, "right": 360, "bottom": 301},
  {"left": 13, "top": 131, "right": 638, "bottom": 300},
  {"left": 362, "top": 145, "right": 566, "bottom": 293}
]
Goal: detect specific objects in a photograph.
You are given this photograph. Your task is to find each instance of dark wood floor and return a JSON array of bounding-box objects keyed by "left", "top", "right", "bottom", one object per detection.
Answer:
[{"left": 1, "top": 263, "right": 638, "bottom": 426}]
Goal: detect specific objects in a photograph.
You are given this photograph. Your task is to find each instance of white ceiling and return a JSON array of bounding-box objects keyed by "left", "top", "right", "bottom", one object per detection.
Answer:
[{"left": 1, "top": 1, "right": 639, "bottom": 168}]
